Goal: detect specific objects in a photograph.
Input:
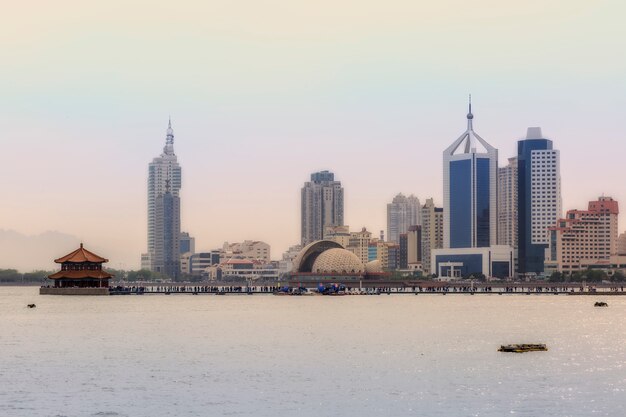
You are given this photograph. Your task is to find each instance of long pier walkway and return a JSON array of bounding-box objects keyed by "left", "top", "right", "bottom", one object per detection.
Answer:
[{"left": 109, "top": 285, "right": 626, "bottom": 296}]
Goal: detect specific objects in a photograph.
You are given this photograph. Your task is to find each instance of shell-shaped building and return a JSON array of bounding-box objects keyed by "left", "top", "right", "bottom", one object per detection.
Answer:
[{"left": 311, "top": 248, "right": 365, "bottom": 274}]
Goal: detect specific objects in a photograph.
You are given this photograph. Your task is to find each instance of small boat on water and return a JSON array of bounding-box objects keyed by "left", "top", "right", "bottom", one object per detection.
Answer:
[
  {"left": 594, "top": 301, "right": 608, "bottom": 307},
  {"left": 273, "top": 286, "right": 311, "bottom": 296},
  {"left": 498, "top": 344, "right": 547, "bottom": 353}
]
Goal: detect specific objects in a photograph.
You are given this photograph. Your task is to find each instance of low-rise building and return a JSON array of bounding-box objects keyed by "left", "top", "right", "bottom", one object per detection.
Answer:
[
  {"left": 431, "top": 245, "right": 514, "bottom": 279},
  {"left": 205, "top": 258, "right": 280, "bottom": 281},
  {"left": 221, "top": 240, "right": 271, "bottom": 263}
]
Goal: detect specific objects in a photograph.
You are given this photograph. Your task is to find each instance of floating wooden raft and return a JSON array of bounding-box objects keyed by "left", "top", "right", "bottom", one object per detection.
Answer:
[{"left": 498, "top": 344, "right": 547, "bottom": 353}]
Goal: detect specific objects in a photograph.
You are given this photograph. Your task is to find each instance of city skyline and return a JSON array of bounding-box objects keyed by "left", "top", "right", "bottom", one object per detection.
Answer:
[{"left": 3, "top": 1, "right": 626, "bottom": 270}]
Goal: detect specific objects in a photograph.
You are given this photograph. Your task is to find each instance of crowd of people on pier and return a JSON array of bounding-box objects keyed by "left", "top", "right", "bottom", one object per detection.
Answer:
[{"left": 108, "top": 283, "right": 626, "bottom": 295}]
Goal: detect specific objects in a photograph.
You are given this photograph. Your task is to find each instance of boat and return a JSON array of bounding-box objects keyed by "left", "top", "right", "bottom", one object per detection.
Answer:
[
  {"left": 594, "top": 301, "right": 608, "bottom": 307},
  {"left": 498, "top": 344, "right": 547, "bottom": 353},
  {"left": 273, "top": 286, "right": 312, "bottom": 296},
  {"left": 316, "top": 283, "right": 348, "bottom": 295}
]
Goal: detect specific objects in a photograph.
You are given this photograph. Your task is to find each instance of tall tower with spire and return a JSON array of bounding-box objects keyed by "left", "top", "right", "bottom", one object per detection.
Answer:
[
  {"left": 443, "top": 97, "right": 498, "bottom": 248},
  {"left": 145, "top": 119, "right": 182, "bottom": 278}
]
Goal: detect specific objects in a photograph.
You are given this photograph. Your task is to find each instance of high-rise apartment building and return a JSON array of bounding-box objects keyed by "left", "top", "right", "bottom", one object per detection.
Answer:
[
  {"left": 517, "top": 127, "right": 561, "bottom": 275},
  {"left": 145, "top": 119, "right": 182, "bottom": 278},
  {"left": 301, "top": 170, "right": 344, "bottom": 246},
  {"left": 387, "top": 193, "right": 421, "bottom": 243},
  {"left": 546, "top": 197, "right": 618, "bottom": 273},
  {"left": 443, "top": 101, "right": 497, "bottom": 248},
  {"left": 498, "top": 157, "right": 518, "bottom": 248},
  {"left": 421, "top": 198, "right": 443, "bottom": 274}
]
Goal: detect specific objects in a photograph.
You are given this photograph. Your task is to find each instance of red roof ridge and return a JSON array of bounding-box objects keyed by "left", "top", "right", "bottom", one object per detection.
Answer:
[{"left": 54, "top": 244, "right": 109, "bottom": 264}]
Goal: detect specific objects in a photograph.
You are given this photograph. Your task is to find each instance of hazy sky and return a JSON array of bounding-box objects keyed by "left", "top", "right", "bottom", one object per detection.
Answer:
[{"left": 2, "top": 1, "right": 626, "bottom": 270}]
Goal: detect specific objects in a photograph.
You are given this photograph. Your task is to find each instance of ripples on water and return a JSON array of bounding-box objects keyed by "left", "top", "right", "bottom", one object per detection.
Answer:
[{"left": 1, "top": 287, "right": 625, "bottom": 416}]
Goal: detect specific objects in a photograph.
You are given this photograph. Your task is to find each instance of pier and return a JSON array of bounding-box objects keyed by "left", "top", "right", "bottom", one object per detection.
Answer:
[{"left": 107, "top": 283, "right": 626, "bottom": 296}]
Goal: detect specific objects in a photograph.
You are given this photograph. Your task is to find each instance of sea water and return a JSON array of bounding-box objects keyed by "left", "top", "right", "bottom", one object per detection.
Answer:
[{"left": 1, "top": 287, "right": 625, "bottom": 416}]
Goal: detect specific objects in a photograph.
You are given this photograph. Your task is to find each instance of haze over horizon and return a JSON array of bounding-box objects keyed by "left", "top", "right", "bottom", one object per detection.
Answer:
[{"left": 2, "top": 1, "right": 626, "bottom": 270}]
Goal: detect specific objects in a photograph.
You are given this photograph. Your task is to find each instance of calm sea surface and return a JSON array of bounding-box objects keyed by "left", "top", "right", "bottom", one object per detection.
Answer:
[{"left": 1, "top": 287, "right": 625, "bottom": 417}]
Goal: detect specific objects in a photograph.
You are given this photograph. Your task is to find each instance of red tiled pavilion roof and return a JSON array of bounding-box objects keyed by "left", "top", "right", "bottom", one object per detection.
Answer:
[
  {"left": 48, "top": 270, "right": 113, "bottom": 279},
  {"left": 54, "top": 243, "right": 108, "bottom": 264}
]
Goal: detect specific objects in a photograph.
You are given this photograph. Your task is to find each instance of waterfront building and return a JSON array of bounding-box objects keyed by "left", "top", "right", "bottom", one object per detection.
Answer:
[
  {"left": 301, "top": 170, "right": 344, "bottom": 246},
  {"left": 367, "top": 239, "right": 401, "bottom": 270},
  {"left": 431, "top": 246, "right": 514, "bottom": 279},
  {"left": 179, "top": 232, "right": 195, "bottom": 254},
  {"left": 407, "top": 225, "right": 422, "bottom": 268},
  {"left": 205, "top": 259, "right": 280, "bottom": 281},
  {"left": 434, "top": 100, "right": 516, "bottom": 278},
  {"left": 290, "top": 240, "right": 389, "bottom": 283},
  {"left": 368, "top": 242, "right": 378, "bottom": 262},
  {"left": 443, "top": 99, "right": 498, "bottom": 249},
  {"left": 498, "top": 157, "right": 518, "bottom": 248},
  {"left": 347, "top": 227, "right": 372, "bottom": 265},
  {"left": 43, "top": 244, "right": 113, "bottom": 294},
  {"left": 517, "top": 127, "right": 562, "bottom": 276},
  {"left": 278, "top": 244, "right": 303, "bottom": 274},
  {"left": 421, "top": 198, "right": 443, "bottom": 274},
  {"left": 140, "top": 252, "right": 151, "bottom": 271},
  {"left": 152, "top": 182, "right": 180, "bottom": 280},
  {"left": 387, "top": 243, "right": 400, "bottom": 270},
  {"left": 147, "top": 119, "right": 182, "bottom": 275},
  {"left": 189, "top": 251, "right": 221, "bottom": 276},
  {"left": 324, "top": 225, "right": 351, "bottom": 248},
  {"left": 617, "top": 232, "right": 626, "bottom": 255},
  {"left": 399, "top": 233, "right": 408, "bottom": 269},
  {"left": 180, "top": 252, "right": 192, "bottom": 275},
  {"left": 222, "top": 240, "right": 271, "bottom": 263},
  {"left": 387, "top": 193, "right": 421, "bottom": 243},
  {"left": 545, "top": 197, "right": 618, "bottom": 274}
]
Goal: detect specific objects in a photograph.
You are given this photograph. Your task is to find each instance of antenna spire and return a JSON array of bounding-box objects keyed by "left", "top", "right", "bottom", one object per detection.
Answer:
[{"left": 466, "top": 94, "right": 474, "bottom": 131}]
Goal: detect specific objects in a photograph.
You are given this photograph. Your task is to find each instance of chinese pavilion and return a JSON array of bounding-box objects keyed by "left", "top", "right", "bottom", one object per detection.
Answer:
[{"left": 47, "top": 243, "right": 113, "bottom": 288}]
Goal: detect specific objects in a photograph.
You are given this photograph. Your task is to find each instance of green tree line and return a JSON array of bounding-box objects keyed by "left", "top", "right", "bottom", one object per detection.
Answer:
[
  {"left": 548, "top": 269, "right": 626, "bottom": 283},
  {"left": 0, "top": 269, "right": 54, "bottom": 283}
]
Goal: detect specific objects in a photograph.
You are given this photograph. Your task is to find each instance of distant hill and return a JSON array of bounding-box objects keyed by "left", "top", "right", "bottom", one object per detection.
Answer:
[{"left": 0, "top": 230, "right": 81, "bottom": 272}]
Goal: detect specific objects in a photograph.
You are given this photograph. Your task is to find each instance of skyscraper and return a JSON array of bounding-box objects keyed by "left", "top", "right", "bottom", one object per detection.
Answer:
[
  {"left": 301, "top": 170, "right": 344, "bottom": 246},
  {"left": 432, "top": 101, "right": 514, "bottom": 279},
  {"left": 443, "top": 99, "right": 498, "bottom": 249},
  {"left": 421, "top": 198, "right": 443, "bottom": 274},
  {"left": 517, "top": 127, "right": 561, "bottom": 276},
  {"left": 387, "top": 193, "right": 421, "bottom": 243},
  {"left": 153, "top": 182, "right": 180, "bottom": 279},
  {"left": 146, "top": 119, "right": 182, "bottom": 277},
  {"left": 498, "top": 157, "right": 518, "bottom": 248}
]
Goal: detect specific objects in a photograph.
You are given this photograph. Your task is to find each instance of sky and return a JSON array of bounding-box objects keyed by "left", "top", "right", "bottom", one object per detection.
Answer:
[{"left": 2, "top": 1, "right": 626, "bottom": 271}]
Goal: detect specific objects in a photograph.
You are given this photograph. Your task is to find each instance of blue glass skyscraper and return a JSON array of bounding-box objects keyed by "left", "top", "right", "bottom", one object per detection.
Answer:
[
  {"left": 443, "top": 100, "right": 498, "bottom": 249},
  {"left": 517, "top": 128, "right": 561, "bottom": 275}
]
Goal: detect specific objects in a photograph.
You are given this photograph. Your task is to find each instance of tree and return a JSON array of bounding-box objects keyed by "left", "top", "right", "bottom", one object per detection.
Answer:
[
  {"left": 611, "top": 271, "right": 626, "bottom": 283},
  {"left": 585, "top": 269, "right": 607, "bottom": 283},
  {"left": 0, "top": 269, "right": 22, "bottom": 283},
  {"left": 22, "top": 270, "right": 53, "bottom": 282},
  {"left": 549, "top": 271, "right": 564, "bottom": 282}
]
